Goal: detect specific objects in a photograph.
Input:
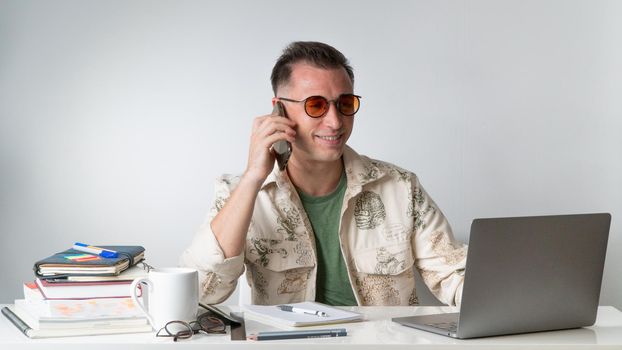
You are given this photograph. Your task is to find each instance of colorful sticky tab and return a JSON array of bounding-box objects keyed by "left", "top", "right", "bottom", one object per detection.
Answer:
[{"left": 63, "top": 254, "right": 101, "bottom": 262}]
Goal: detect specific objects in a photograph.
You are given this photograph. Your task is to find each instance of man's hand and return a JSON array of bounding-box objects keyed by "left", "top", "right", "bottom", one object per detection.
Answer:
[{"left": 245, "top": 113, "right": 296, "bottom": 183}]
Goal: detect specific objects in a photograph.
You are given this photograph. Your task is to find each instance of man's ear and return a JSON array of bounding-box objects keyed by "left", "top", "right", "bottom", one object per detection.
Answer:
[{"left": 271, "top": 97, "right": 277, "bottom": 107}]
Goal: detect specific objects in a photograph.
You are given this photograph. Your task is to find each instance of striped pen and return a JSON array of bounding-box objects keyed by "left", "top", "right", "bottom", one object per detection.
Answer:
[{"left": 72, "top": 242, "right": 119, "bottom": 258}]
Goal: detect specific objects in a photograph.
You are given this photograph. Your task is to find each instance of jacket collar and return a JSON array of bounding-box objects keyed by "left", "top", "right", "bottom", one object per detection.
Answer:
[
  {"left": 261, "top": 145, "right": 387, "bottom": 196},
  {"left": 342, "top": 145, "right": 387, "bottom": 192}
]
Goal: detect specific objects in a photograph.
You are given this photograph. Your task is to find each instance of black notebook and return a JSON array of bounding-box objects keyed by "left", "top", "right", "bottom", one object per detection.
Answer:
[{"left": 33, "top": 245, "right": 145, "bottom": 278}]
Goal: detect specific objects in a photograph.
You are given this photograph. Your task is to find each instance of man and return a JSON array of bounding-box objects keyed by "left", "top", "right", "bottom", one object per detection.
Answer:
[{"left": 180, "top": 41, "right": 466, "bottom": 306}]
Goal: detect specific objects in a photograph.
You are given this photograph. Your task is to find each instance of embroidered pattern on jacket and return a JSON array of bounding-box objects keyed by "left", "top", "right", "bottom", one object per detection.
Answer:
[
  {"left": 214, "top": 196, "right": 226, "bottom": 212},
  {"left": 201, "top": 272, "right": 221, "bottom": 296},
  {"left": 390, "top": 167, "right": 411, "bottom": 182},
  {"left": 354, "top": 191, "right": 386, "bottom": 230},
  {"left": 420, "top": 269, "right": 443, "bottom": 294},
  {"left": 370, "top": 159, "right": 413, "bottom": 182},
  {"left": 408, "top": 288, "right": 420, "bottom": 305},
  {"left": 294, "top": 241, "right": 314, "bottom": 266},
  {"left": 413, "top": 187, "right": 425, "bottom": 206},
  {"left": 408, "top": 188, "right": 436, "bottom": 230},
  {"left": 355, "top": 274, "right": 400, "bottom": 305},
  {"left": 358, "top": 164, "right": 380, "bottom": 183},
  {"left": 383, "top": 222, "right": 410, "bottom": 241},
  {"left": 277, "top": 268, "right": 311, "bottom": 294},
  {"left": 412, "top": 206, "right": 435, "bottom": 230},
  {"left": 374, "top": 247, "right": 406, "bottom": 274},
  {"left": 430, "top": 231, "right": 468, "bottom": 265},
  {"left": 250, "top": 268, "right": 268, "bottom": 302},
  {"left": 276, "top": 206, "right": 304, "bottom": 241},
  {"left": 249, "top": 238, "right": 288, "bottom": 267},
  {"left": 372, "top": 159, "right": 410, "bottom": 183}
]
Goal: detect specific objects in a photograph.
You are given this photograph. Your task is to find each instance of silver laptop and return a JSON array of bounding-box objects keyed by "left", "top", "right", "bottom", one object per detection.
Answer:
[{"left": 393, "top": 213, "right": 611, "bottom": 339}]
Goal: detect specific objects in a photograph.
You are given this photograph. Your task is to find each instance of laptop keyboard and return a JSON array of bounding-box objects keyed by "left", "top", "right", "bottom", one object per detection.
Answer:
[{"left": 426, "top": 321, "right": 458, "bottom": 333}]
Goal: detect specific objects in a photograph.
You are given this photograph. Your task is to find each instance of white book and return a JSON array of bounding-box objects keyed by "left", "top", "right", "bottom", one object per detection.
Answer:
[
  {"left": 13, "top": 300, "right": 148, "bottom": 330},
  {"left": 23, "top": 282, "right": 143, "bottom": 318},
  {"left": 35, "top": 278, "right": 133, "bottom": 299},
  {"left": 2, "top": 306, "right": 152, "bottom": 339},
  {"left": 16, "top": 297, "right": 144, "bottom": 319},
  {"left": 63, "top": 265, "right": 148, "bottom": 282},
  {"left": 242, "top": 301, "right": 364, "bottom": 327}
]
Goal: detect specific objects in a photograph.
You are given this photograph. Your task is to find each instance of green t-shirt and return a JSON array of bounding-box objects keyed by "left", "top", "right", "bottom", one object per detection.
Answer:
[{"left": 296, "top": 172, "right": 357, "bottom": 306}]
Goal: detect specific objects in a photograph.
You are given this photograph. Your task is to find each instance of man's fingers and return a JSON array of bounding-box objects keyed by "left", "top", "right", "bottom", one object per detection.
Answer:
[
  {"left": 262, "top": 124, "right": 296, "bottom": 138},
  {"left": 255, "top": 118, "right": 296, "bottom": 138},
  {"left": 263, "top": 131, "right": 295, "bottom": 148},
  {"left": 254, "top": 115, "right": 295, "bottom": 131}
]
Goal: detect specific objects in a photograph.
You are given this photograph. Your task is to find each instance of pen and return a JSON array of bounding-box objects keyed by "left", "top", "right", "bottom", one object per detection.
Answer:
[
  {"left": 247, "top": 328, "right": 347, "bottom": 341},
  {"left": 277, "top": 304, "right": 329, "bottom": 317},
  {"left": 72, "top": 242, "right": 118, "bottom": 258}
]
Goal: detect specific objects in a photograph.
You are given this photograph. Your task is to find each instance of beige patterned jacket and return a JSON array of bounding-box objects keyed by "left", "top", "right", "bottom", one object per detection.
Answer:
[{"left": 179, "top": 146, "right": 467, "bottom": 306}]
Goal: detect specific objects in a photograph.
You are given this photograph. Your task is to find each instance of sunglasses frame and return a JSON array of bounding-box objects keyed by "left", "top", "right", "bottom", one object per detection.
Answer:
[
  {"left": 155, "top": 313, "right": 226, "bottom": 342},
  {"left": 277, "top": 94, "right": 362, "bottom": 118}
]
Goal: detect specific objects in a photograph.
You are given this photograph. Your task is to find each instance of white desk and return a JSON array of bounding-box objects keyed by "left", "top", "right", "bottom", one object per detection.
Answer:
[{"left": 1, "top": 305, "right": 622, "bottom": 349}]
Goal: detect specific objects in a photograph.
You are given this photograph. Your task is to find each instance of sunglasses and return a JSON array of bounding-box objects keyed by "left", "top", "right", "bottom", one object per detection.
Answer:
[{"left": 277, "top": 93, "right": 362, "bottom": 118}]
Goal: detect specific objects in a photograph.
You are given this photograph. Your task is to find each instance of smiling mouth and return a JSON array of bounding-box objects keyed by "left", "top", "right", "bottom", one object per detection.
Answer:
[{"left": 316, "top": 135, "right": 342, "bottom": 141}]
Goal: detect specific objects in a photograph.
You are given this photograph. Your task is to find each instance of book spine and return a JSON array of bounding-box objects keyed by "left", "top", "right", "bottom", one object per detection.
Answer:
[{"left": 2, "top": 306, "right": 32, "bottom": 338}]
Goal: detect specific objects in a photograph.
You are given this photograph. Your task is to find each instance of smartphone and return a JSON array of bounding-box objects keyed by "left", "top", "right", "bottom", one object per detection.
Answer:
[{"left": 272, "top": 101, "right": 292, "bottom": 171}]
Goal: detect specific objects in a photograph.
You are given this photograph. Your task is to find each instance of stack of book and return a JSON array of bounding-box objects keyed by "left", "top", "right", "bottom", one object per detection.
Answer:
[{"left": 1, "top": 245, "right": 153, "bottom": 338}]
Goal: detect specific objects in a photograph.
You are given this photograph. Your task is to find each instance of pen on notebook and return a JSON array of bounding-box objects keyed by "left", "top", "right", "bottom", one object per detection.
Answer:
[
  {"left": 277, "top": 304, "right": 329, "bottom": 317},
  {"left": 72, "top": 243, "right": 118, "bottom": 258},
  {"left": 247, "top": 328, "right": 347, "bottom": 341}
]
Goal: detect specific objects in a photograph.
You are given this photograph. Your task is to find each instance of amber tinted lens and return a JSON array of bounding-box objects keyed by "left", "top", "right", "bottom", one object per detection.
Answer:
[
  {"left": 198, "top": 315, "right": 226, "bottom": 333},
  {"left": 338, "top": 94, "right": 360, "bottom": 116},
  {"left": 173, "top": 330, "right": 193, "bottom": 342},
  {"left": 304, "top": 96, "right": 329, "bottom": 117}
]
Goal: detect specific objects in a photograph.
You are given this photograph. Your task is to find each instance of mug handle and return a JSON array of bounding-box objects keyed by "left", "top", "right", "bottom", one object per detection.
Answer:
[{"left": 130, "top": 277, "right": 155, "bottom": 329}]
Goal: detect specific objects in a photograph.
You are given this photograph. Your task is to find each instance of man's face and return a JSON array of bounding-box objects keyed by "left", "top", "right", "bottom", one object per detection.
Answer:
[{"left": 276, "top": 63, "right": 355, "bottom": 167}]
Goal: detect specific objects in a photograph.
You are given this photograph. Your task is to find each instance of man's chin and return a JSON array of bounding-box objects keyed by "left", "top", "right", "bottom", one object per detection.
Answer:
[
  {"left": 292, "top": 147, "right": 344, "bottom": 165},
  {"left": 314, "top": 148, "right": 345, "bottom": 163}
]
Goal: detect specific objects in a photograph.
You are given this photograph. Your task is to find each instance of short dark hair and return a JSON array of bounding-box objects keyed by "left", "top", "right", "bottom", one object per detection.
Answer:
[{"left": 270, "top": 41, "right": 354, "bottom": 95}]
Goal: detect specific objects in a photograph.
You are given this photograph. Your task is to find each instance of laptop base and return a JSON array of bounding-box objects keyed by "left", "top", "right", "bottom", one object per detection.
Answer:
[{"left": 393, "top": 312, "right": 460, "bottom": 338}]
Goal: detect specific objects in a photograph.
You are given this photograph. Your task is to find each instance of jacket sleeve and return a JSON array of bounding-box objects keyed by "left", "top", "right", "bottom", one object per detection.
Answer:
[
  {"left": 410, "top": 175, "right": 467, "bottom": 306},
  {"left": 179, "top": 175, "right": 246, "bottom": 304}
]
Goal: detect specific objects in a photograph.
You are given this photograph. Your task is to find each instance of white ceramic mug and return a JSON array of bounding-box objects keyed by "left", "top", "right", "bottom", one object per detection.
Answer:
[{"left": 130, "top": 267, "right": 199, "bottom": 331}]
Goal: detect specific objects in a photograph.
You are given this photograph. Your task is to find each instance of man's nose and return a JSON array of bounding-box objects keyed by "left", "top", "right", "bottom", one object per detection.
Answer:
[{"left": 322, "top": 102, "right": 343, "bottom": 129}]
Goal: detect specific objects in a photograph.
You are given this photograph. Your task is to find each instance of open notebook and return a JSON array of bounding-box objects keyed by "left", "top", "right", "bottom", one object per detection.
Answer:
[{"left": 242, "top": 301, "right": 363, "bottom": 327}]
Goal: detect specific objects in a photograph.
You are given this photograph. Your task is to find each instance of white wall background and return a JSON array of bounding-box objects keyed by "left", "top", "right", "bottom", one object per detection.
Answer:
[{"left": 1, "top": 0, "right": 620, "bottom": 308}]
